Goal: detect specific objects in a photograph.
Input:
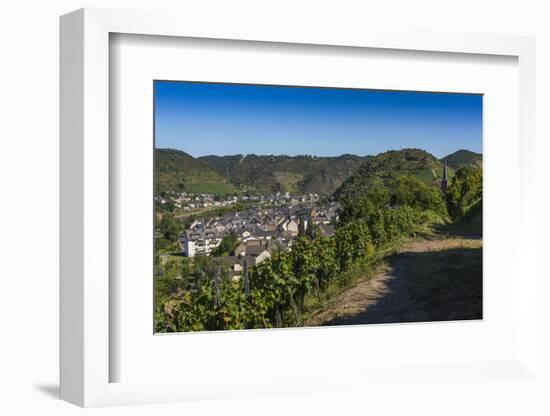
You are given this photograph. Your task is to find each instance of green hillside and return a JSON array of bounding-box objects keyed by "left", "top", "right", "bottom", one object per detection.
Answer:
[
  {"left": 199, "top": 154, "right": 371, "bottom": 195},
  {"left": 155, "top": 148, "right": 481, "bottom": 198},
  {"left": 155, "top": 148, "right": 237, "bottom": 195},
  {"left": 442, "top": 149, "right": 482, "bottom": 170},
  {"left": 334, "top": 149, "right": 449, "bottom": 201}
]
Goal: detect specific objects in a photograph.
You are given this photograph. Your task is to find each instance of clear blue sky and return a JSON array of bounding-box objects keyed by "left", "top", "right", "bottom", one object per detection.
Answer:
[{"left": 154, "top": 81, "right": 482, "bottom": 159}]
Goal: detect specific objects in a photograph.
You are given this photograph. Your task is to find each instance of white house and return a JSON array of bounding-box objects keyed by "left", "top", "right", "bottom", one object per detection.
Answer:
[{"left": 182, "top": 228, "right": 223, "bottom": 257}]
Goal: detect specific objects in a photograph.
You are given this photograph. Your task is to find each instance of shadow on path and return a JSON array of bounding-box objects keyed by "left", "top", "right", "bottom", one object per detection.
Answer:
[
  {"left": 432, "top": 220, "right": 482, "bottom": 240},
  {"left": 322, "top": 243, "right": 482, "bottom": 327}
]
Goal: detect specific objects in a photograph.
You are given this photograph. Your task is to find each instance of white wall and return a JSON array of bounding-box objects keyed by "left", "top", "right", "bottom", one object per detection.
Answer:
[{"left": 0, "top": 1, "right": 549, "bottom": 415}]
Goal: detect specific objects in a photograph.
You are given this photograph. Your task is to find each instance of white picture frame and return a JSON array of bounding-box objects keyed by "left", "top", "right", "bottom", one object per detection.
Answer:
[{"left": 60, "top": 7, "right": 538, "bottom": 408}]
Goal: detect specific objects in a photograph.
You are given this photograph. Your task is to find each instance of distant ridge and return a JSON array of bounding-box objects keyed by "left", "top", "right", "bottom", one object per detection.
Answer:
[
  {"left": 441, "top": 149, "right": 482, "bottom": 170},
  {"left": 155, "top": 147, "right": 482, "bottom": 197},
  {"left": 199, "top": 153, "right": 371, "bottom": 195}
]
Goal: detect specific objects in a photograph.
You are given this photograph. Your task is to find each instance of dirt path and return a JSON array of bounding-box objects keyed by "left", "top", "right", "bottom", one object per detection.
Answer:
[{"left": 305, "top": 236, "right": 482, "bottom": 327}]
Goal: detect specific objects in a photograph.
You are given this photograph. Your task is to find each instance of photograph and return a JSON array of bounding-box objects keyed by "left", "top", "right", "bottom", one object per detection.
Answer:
[{"left": 153, "top": 80, "right": 483, "bottom": 333}]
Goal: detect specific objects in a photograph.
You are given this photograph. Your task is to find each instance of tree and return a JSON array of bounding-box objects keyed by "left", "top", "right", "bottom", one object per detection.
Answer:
[
  {"left": 445, "top": 167, "right": 482, "bottom": 220},
  {"left": 390, "top": 175, "right": 446, "bottom": 216},
  {"left": 211, "top": 233, "right": 239, "bottom": 256},
  {"left": 159, "top": 213, "right": 181, "bottom": 241},
  {"left": 339, "top": 180, "right": 390, "bottom": 224}
]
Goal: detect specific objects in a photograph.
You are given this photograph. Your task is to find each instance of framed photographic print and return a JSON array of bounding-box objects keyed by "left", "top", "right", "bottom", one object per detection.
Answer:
[
  {"left": 153, "top": 80, "right": 483, "bottom": 334},
  {"left": 60, "top": 8, "right": 538, "bottom": 408}
]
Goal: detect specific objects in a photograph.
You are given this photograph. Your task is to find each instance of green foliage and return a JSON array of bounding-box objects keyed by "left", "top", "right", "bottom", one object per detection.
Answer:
[
  {"left": 211, "top": 233, "right": 239, "bottom": 256},
  {"left": 390, "top": 175, "right": 447, "bottom": 216},
  {"left": 335, "top": 220, "right": 373, "bottom": 270},
  {"left": 155, "top": 148, "right": 237, "bottom": 194},
  {"left": 414, "top": 167, "right": 439, "bottom": 183},
  {"left": 158, "top": 213, "right": 181, "bottom": 242},
  {"left": 339, "top": 174, "right": 446, "bottom": 225},
  {"left": 155, "top": 198, "right": 176, "bottom": 214},
  {"left": 315, "top": 238, "right": 339, "bottom": 292},
  {"left": 445, "top": 166, "right": 482, "bottom": 220},
  {"left": 339, "top": 180, "right": 390, "bottom": 223}
]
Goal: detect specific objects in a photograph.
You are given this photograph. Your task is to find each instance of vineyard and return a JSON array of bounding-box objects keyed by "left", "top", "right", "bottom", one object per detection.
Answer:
[
  {"left": 155, "top": 172, "right": 456, "bottom": 332},
  {"left": 156, "top": 207, "right": 428, "bottom": 332}
]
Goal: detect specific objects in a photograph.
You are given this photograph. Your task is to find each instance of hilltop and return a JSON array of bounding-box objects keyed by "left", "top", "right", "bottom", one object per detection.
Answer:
[
  {"left": 155, "top": 148, "right": 237, "bottom": 194},
  {"left": 441, "top": 149, "right": 482, "bottom": 170},
  {"left": 334, "top": 148, "right": 449, "bottom": 201}
]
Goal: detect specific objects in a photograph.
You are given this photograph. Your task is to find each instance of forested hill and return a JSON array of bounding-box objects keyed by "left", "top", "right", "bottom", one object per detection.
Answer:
[
  {"left": 334, "top": 148, "right": 449, "bottom": 201},
  {"left": 199, "top": 154, "right": 372, "bottom": 195},
  {"left": 156, "top": 147, "right": 482, "bottom": 197},
  {"left": 155, "top": 148, "right": 237, "bottom": 194},
  {"left": 441, "top": 149, "right": 482, "bottom": 170}
]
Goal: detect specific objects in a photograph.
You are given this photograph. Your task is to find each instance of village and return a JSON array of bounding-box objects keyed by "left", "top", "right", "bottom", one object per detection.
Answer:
[
  {"left": 155, "top": 190, "right": 320, "bottom": 211},
  {"left": 180, "top": 198, "right": 340, "bottom": 280}
]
